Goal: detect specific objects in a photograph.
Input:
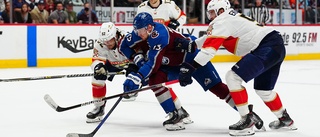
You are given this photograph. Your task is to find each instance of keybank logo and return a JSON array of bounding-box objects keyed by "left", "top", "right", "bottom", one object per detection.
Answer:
[{"left": 57, "top": 36, "right": 96, "bottom": 53}]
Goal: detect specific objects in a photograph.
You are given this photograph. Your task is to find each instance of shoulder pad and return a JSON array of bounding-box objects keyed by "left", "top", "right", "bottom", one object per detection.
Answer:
[{"left": 138, "top": 2, "right": 147, "bottom": 8}]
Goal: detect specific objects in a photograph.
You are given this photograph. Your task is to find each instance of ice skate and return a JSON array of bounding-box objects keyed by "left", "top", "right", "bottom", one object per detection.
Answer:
[
  {"left": 163, "top": 109, "right": 185, "bottom": 131},
  {"left": 178, "top": 106, "right": 193, "bottom": 124},
  {"left": 229, "top": 113, "right": 255, "bottom": 136},
  {"left": 86, "top": 100, "right": 106, "bottom": 123},
  {"left": 269, "top": 109, "right": 297, "bottom": 130},
  {"left": 122, "top": 92, "right": 138, "bottom": 102},
  {"left": 248, "top": 104, "right": 266, "bottom": 131}
]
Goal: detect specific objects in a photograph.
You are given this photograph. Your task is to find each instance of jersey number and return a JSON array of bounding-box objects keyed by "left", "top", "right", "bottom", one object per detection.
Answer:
[{"left": 239, "top": 14, "right": 263, "bottom": 27}]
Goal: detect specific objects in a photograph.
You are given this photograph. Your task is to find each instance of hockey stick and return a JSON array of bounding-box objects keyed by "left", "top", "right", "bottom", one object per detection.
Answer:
[
  {"left": 44, "top": 80, "right": 179, "bottom": 112},
  {"left": 66, "top": 97, "right": 123, "bottom": 137},
  {"left": 0, "top": 72, "right": 125, "bottom": 82}
]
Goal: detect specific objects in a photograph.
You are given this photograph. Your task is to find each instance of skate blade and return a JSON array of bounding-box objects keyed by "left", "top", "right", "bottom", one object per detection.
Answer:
[
  {"left": 270, "top": 124, "right": 298, "bottom": 131},
  {"left": 229, "top": 127, "right": 255, "bottom": 136},
  {"left": 254, "top": 125, "right": 266, "bottom": 132},
  {"left": 182, "top": 116, "right": 194, "bottom": 124},
  {"left": 122, "top": 97, "right": 137, "bottom": 102},
  {"left": 86, "top": 116, "right": 103, "bottom": 123},
  {"left": 164, "top": 122, "right": 185, "bottom": 131}
]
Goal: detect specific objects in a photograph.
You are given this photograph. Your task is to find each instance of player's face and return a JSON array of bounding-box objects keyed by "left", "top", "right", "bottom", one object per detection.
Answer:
[
  {"left": 206, "top": 10, "right": 217, "bottom": 21},
  {"left": 103, "top": 38, "right": 116, "bottom": 50},
  {"left": 135, "top": 27, "right": 149, "bottom": 40},
  {"left": 149, "top": 0, "right": 159, "bottom": 4}
]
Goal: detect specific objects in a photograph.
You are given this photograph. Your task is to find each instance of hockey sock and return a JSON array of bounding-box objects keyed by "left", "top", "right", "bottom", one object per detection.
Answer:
[
  {"left": 153, "top": 86, "right": 176, "bottom": 113},
  {"left": 256, "top": 90, "right": 285, "bottom": 118},
  {"left": 169, "top": 87, "right": 182, "bottom": 109},
  {"left": 92, "top": 84, "right": 106, "bottom": 106}
]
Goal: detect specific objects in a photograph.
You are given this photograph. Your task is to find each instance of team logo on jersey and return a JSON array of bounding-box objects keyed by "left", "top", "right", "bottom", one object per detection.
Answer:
[
  {"left": 126, "top": 34, "right": 132, "bottom": 42},
  {"left": 162, "top": 56, "right": 169, "bottom": 65},
  {"left": 93, "top": 48, "right": 99, "bottom": 57},
  {"left": 204, "top": 78, "right": 212, "bottom": 86},
  {"left": 207, "top": 25, "right": 213, "bottom": 35},
  {"left": 151, "top": 30, "right": 159, "bottom": 39}
]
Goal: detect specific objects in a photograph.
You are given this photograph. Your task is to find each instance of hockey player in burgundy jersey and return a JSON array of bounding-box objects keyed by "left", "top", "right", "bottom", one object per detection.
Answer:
[
  {"left": 119, "top": 12, "right": 265, "bottom": 131},
  {"left": 175, "top": 0, "right": 297, "bottom": 136},
  {"left": 137, "top": 0, "right": 186, "bottom": 30},
  {"left": 87, "top": 22, "right": 139, "bottom": 123}
]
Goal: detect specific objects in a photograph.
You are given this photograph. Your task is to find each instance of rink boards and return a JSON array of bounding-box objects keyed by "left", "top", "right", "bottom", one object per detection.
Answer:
[{"left": 0, "top": 24, "right": 319, "bottom": 68}]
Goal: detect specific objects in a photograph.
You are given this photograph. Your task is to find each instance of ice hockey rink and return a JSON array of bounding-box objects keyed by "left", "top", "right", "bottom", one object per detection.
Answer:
[{"left": 1, "top": 60, "right": 319, "bottom": 137}]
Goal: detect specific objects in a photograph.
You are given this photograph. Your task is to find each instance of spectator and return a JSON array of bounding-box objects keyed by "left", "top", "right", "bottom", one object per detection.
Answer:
[
  {"left": 1, "top": 2, "right": 18, "bottom": 23},
  {"left": 0, "top": 0, "right": 5, "bottom": 13},
  {"left": 72, "top": 0, "right": 83, "bottom": 6},
  {"left": 30, "top": 0, "right": 49, "bottom": 23},
  {"left": 77, "top": 4, "right": 98, "bottom": 24},
  {"left": 65, "top": 0, "right": 78, "bottom": 23},
  {"left": 77, "top": 2, "right": 97, "bottom": 19},
  {"left": 45, "top": 0, "right": 55, "bottom": 14},
  {"left": 264, "top": 0, "right": 278, "bottom": 8},
  {"left": 230, "top": 0, "right": 242, "bottom": 13},
  {"left": 0, "top": 15, "right": 3, "bottom": 24},
  {"left": 48, "top": 2, "right": 69, "bottom": 24},
  {"left": 25, "top": 0, "right": 38, "bottom": 10},
  {"left": 15, "top": 3, "right": 33, "bottom": 23},
  {"left": 97, "top": 0, "right": 109, "bottom": 6},
  {"left": 115, "top": 0, "right": 142, "bottom": 7},
  {"left": 13, "top": 0, "right": 27, "bottom": 12},
  {"left": 249, "top": 0, "right": 270, "bottom": 25}
]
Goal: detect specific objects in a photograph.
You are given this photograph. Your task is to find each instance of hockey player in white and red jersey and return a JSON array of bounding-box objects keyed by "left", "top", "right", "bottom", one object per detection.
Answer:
[
  {"left": 86, "top": 22, "right": 140, "bottom": 123},
  {"left": 175, "top": 0, "right": 297, "bottom": 136},
  {"left": 136, "top": 0, "right": 186, "bottom": 30}
]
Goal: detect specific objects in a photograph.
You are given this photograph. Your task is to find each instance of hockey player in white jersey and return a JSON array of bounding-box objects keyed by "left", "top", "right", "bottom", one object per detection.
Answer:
[
  {"left": 136, "top": 0, "right": 186, "bottom": 30},
  {"left": 174, "top": 0, "right": 297, "bottom": 136},
  {"left": 86, "top": 22, "right": 139, "bottom": 123}
]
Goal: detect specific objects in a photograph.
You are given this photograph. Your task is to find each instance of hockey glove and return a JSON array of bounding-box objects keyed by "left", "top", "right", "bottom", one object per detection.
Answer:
[
  {"left": 174, "top": 37, "right": 197, "bottom": 53},
  {"left": 123, "top": 72, "right": 143, "bottom": 93},
  {"left": 133, "top": 53, "right": 146, "bottom": 68},
  {"left": 179, "top": 62, "right": 196, "bottom": 86},
  {"left": 94, "top": 63, "right": 108, "bottom": 80},
  {"left": 125, "top": 64, "right": 139, "bottom": 76},
  {"left": 168, "top": 19, "right": 180, "bottom": 30}
]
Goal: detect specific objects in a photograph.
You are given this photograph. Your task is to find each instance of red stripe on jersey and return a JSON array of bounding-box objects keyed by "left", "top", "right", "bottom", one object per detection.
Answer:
[
  {"left": 223, "top": 37, "right": 239, "bottom": 54},
  {"left": 264, "top": 93, "right": 283, "bottom": 111},
  {"left": 92, "top": 84, "right": 106, "bottom": 98},
  {"left": 202, "top": 37, "right": 225, "bottom": 50},
  {"left": 230, "top": 88, "right": 248, "bottom": 105}
]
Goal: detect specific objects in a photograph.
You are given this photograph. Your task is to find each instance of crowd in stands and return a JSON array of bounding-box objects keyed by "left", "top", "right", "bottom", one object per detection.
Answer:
[
  {"left": 0, "top": 0, "right": 319, "bottom": 24},
  {"left": 0, "top": 0, "right": 103, "bottom": 24}
]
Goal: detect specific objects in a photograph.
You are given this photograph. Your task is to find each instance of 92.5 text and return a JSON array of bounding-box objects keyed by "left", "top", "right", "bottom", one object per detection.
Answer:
[{"left": 292, "top": 32, "right": 317, "bottom": 43}]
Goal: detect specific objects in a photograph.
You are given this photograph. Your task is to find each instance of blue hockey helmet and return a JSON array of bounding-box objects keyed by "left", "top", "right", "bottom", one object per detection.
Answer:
[{"left": 133, "top": 12, "right": 154, "bottom": 30}]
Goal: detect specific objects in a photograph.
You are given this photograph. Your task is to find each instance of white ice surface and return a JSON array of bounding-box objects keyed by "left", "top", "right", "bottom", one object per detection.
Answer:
[{"left": 1, "top": 60, "right": 319, "bottom": 137}]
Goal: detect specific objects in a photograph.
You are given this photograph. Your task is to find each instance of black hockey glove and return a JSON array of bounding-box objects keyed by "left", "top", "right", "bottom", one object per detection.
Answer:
[
  {"left": 94, "top": 63, "right": 108, "bottom": 80},
  {"left": 125, "top": 64, "right": 139, "bottom": 77},
  {"left": 174, "top": 37, "right": 197, "bottom": 53},
  {"left": 168, "top": 19, "right": 180, "bottom": 30},
  {"left": 179, "top": 62, "right": 196, "bottom": 86}
]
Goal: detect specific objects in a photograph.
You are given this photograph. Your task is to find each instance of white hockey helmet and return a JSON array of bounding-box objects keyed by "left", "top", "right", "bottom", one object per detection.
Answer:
[
  {"left": 207, "top": 0, "right": 231, "bottom": 19},
  {"left": 99, "top": 22, "right": 117, "bottom": 43}
]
